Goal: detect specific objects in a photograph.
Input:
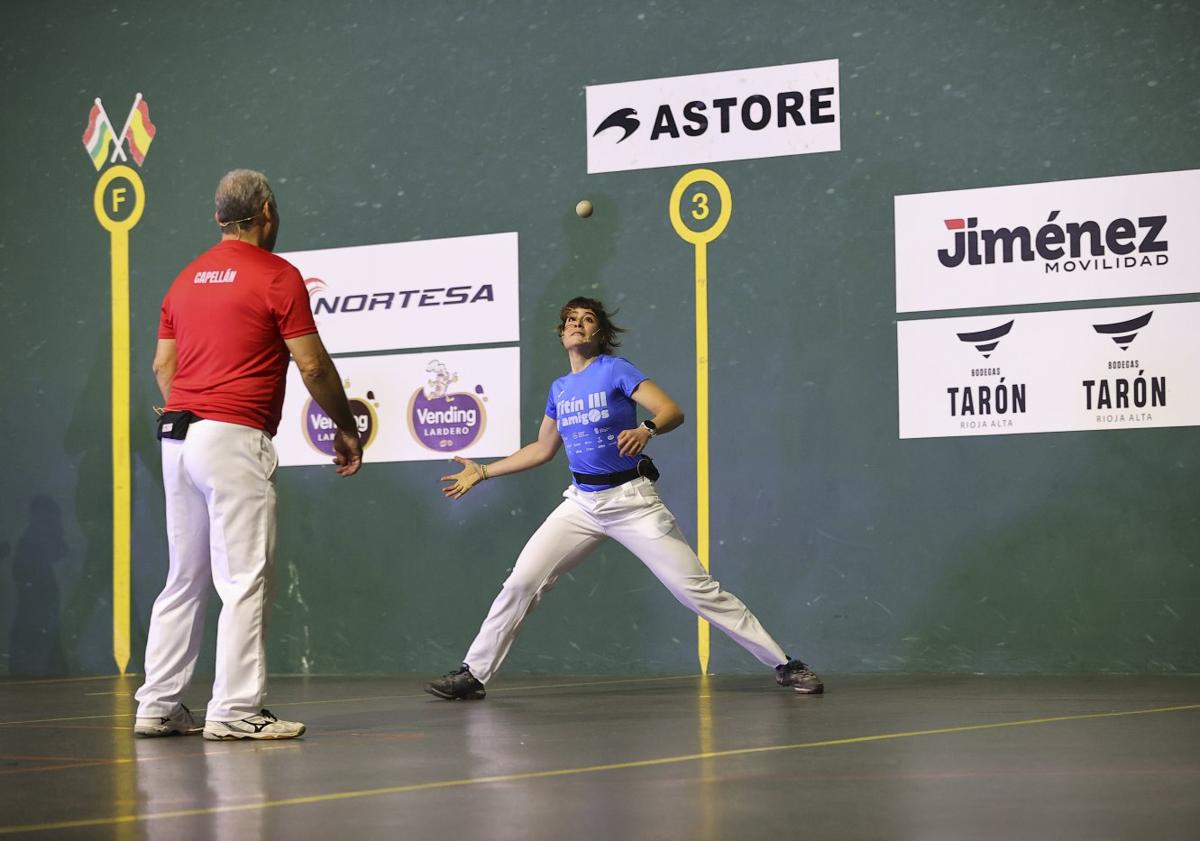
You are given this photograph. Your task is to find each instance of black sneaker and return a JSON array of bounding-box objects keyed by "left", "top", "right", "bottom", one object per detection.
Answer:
[
  {"left": 775, "top": 658, "right": 824, "bottom": 694},
  {"left": 425, "top": 664, "right": 486, "bottom": 700}
]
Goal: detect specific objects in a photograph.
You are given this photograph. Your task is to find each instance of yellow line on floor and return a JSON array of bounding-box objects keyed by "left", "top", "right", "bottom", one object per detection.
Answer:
[
  {"left": 0, "top": 675, "right": 136, "bottom": 687},
  {"left": 0, "top": 674, "right": 700, "bottom": 726},
  {"left": 1, "top": 702, "right": 1195, "bottom": 835}
]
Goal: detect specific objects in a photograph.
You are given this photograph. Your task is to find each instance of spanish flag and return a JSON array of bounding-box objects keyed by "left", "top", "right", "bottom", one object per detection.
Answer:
[
  {"left": 82, "top": 102, "right": 115, "bottom": 171},
  {"left": 126, "top": 97, "right": 156, "bottom": 166}
]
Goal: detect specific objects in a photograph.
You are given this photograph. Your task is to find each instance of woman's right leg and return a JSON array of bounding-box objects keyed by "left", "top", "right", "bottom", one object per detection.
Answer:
[{"left": 463, "top": 499, "right": 604, "bottom": 683}]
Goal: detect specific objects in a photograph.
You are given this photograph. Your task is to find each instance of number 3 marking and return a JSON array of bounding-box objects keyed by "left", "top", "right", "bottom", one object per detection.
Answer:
[{"left": 691, "top": 191, "right": 709, "bottom": 220}]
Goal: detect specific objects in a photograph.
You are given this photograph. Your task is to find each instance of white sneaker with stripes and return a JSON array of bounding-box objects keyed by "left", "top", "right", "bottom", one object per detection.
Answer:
[
  {"left": 134, "top": 703, "right": 202, "bottom": 737},
  {"left": 202, "top": 709, "right": 306, "bottom": 740}
]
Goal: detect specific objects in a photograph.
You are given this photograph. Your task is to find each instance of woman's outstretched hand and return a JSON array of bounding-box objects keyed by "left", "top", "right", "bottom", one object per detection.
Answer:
[{"left": 441, "top": 455, "right": 486, "bottom": 499}]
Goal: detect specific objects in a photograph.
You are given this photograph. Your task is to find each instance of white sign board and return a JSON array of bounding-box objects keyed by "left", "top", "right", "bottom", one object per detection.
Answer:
[
  {"left": 279, "top": 232, "right": 519, "bottom": 354},
  {"left": 897, "top": 302, "right": 1200, "bottom": 439},
  {"left": 586, "top": 60, "right": 840, "bottom": 173},
  {"left": 275, "top": 347, "right": 521, "bottom": 466},
  {"left": 895, "top": 170, "right": 1200, "bottom": 313}
]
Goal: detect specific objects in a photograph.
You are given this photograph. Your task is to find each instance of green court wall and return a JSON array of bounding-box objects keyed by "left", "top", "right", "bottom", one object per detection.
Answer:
[{"left": 1, "top": 1, "right": 1196, "bottom": 677}]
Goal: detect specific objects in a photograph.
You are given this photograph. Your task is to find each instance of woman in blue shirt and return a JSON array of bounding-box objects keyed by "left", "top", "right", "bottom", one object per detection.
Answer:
[{"left": 427, "top": 297, "right": 821, "bottom": 699}]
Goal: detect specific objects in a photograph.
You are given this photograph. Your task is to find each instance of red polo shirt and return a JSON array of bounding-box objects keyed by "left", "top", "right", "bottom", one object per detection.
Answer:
[{"left": 159, "top": 240, "right": 316, "bottom": 436}]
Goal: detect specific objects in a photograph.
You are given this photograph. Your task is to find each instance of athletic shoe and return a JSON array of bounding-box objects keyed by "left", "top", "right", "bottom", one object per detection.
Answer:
[
  {"left": 134, "top": 703, "right": 202, "bottom": 737},
  {"left": 202, "top": 709, "right": 306, "bottom": 741},
  {"left": 424, "top": 664, "right": 486, "bottom": 700},
  {"left": 775, "top": 659, "right": 824, "bottom": 694}
]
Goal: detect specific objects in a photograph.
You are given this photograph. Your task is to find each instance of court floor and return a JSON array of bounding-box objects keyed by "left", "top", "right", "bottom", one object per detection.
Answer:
[{"left": 0, "top": 673, "right": 1197, "bottom": 839}]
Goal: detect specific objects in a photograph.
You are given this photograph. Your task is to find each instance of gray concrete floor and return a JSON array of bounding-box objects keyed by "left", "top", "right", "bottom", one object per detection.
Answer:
[{"left": 0, "top": 673, "right": 1197, "bottom": 840}]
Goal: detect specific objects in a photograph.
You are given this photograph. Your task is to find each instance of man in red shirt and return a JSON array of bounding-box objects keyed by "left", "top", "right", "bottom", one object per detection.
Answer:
[{"left": 134, "top": 170, "right": 362, "bottom": 741}]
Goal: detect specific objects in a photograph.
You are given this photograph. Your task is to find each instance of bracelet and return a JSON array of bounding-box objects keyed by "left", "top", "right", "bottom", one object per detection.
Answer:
[{"left": 480, "top": 463, "right": 489, "bottom": 481}]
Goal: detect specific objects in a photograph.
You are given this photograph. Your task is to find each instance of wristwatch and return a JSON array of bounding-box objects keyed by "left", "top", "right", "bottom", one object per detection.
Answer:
[{"left": 641, "top": 420, "right": 657, "bottom": 436}]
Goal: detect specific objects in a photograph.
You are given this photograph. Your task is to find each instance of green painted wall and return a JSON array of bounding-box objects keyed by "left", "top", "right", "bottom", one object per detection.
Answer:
[{"left": 1, "top": 0, "right": 1196, "bottom": 678}]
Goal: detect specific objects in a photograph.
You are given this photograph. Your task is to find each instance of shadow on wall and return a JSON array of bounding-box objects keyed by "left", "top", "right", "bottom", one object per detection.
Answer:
[
  {"left": 9, "top": 496, "right": 68, "bottom": 676},
  {"left": 62, "top": 339, "right": 116, "bottom": 671}
]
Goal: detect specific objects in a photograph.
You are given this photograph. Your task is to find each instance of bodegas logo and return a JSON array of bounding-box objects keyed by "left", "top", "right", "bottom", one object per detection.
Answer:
[
  {"left": 303, "top": 383, "right": 379, "bottom": 456},
  {"left": 1084, "top": 311, "right": 1164, "bottom": 425},
  {"left": 956, "top": 319, "right": 1013, "bottom": 359},
  {"left": 407, "top": 360, "right": 487, "bottom": 452},
  {"left": 1092, "top": 310, "right": 1152, "bottom": 350},
  {"left": 936, "top": 211, "right": 1168, "bottom": 275},
  {"left": 945, "top": 320, "right": 1027, "bottom": 432}
]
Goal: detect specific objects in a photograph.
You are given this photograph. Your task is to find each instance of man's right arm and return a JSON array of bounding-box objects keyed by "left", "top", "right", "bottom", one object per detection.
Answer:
[
  {"left": 284, "top": 332, "right": 363, "bottom": 476},
  {"left": 152, "top": 339, "right": 177, "bottom": 403}
]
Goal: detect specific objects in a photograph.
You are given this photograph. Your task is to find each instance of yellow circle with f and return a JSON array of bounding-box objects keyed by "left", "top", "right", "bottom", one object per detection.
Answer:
[
  {"left": 94, "top": 165, "right": 146, "bottom": 232},
  {"left": 669, "top": 168, "right": 732, "bottom": 245}
]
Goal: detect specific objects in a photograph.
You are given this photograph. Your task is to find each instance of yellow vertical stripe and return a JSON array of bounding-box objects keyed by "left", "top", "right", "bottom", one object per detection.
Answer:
[
  {"left": 110, "top": 230, "right": 131, "bottom": 675},
  {"left": 94, "top": 166, "right": 145, "bottom": 676},
  {"left": 669, "top": 169, "right": 731, "bottom": 677},
  {"left": 695, "top": 242, "right": 710, "bottom": 675}
]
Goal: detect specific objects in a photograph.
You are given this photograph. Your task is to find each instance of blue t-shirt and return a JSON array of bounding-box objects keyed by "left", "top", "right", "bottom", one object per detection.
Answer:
[{"left": 545, "top": 355, "right": 648, "bottom": 490}]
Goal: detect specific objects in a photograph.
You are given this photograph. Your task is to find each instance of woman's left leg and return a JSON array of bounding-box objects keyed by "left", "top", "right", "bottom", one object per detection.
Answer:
[{"left": 606, "top": 480, "right": 789, "bottom": 668}]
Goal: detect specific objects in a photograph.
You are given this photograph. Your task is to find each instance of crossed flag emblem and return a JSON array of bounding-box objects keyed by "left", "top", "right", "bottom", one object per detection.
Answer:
[{"left": 82, "top": 92, "right": 156, "bottom": 170}]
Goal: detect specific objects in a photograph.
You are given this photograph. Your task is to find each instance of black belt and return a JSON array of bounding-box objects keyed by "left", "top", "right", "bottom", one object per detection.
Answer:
[{"left": 573, "top": 457, "right": 659, "bottom": 486}]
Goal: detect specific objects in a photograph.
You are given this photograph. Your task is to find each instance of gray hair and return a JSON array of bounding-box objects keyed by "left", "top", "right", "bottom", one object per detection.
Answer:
[{"left": 214, "top": 169, "right": 275, "bottom": 232}]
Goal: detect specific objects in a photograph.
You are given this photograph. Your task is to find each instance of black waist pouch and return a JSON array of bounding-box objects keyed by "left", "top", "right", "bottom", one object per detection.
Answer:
[
  {"left": 636, "top": 455, "right": 660, "bottom": 482},
  {"left": 157, "top": 410, "right": 204, "bottom": 441}
]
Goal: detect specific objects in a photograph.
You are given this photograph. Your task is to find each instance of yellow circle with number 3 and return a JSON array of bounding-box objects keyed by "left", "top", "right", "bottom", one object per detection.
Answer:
[{"left": 669, "top": 168, "right": 732, "bottom": 245}]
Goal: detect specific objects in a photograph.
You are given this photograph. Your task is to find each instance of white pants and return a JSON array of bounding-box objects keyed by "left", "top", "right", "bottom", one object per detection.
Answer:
[
  {"left": 464, "top": 477, "right": 788, "bottom": 683},
  {"left": 135, "top": 419, "right": 278, "bottom": 722}
]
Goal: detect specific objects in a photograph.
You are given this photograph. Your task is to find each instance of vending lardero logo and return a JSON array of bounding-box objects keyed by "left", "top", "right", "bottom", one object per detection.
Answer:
[
  {"left": 1083, "top": 311, "right": 1165, "bottom": 426},
  {"left": 407, "top": 360, "right": 487, "bottom": 451},
  {"left": 303, "top": 382, "right": 379, "bottom": 456},
  {"left": 946, "top": 320, "right": 1028, "bottom": 432},
  {"left": 936, "top": 211, "right": 1168, "bottom": 275}
]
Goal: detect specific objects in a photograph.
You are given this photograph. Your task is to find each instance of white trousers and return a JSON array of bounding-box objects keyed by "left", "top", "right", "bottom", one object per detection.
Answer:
[
  {"left": 135, "top": 420, "right": 278, "bottom": 722},
  {"left": 464, "top": 477, "right": 788, "bottom": 683}
]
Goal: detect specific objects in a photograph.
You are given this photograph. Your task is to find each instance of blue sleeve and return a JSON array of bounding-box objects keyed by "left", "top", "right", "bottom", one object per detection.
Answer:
[
  {"left": 610, "top": 357, "right": 649, "bottom": 398},
  {"left": 545, "top": 383, "right": 557, "bottom": 419}
]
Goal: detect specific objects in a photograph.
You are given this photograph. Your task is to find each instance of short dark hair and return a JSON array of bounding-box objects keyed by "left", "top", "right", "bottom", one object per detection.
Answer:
[
  {"left": 557, "top": 296, "right": 625, "bottom": 354},
  {"left": 214, "top": 169, "right": 275, "bottom": 233}
]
